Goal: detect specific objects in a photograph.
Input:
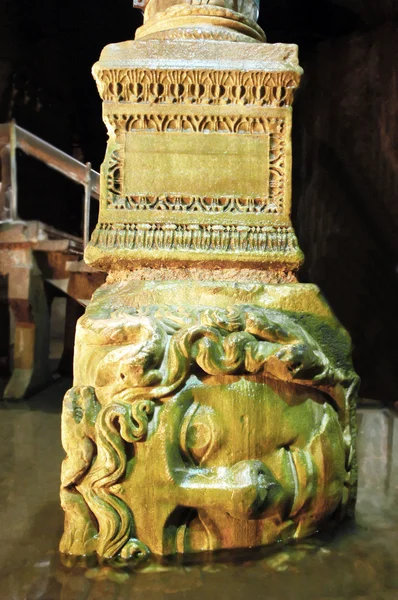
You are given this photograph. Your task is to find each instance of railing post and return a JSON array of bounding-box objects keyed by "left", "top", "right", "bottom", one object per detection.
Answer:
[
  {"left": 9, "top": 120, "right": 18, "bottom": 221},
  {"left": 0, "top": 145, "right": 11, "bottom": 221},
  {"left": 83, "top": 162, "right": 92, "bottom": 248}
]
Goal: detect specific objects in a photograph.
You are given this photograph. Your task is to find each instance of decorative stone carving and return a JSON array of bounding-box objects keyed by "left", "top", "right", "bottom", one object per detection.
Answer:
[
  {"left": 87, "top": 38, "right": 303, "bottom": 276},
  {"left": 60, "top": 281, "right": 358, "bottom": 558},
  {"left": 60, "top": 0, "right": 358, "bottom": 563}
]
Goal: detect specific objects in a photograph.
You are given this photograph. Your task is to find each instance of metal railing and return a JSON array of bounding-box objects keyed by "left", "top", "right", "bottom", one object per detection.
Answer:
[{"left": 0, "top": 121, "right": 100, "bottom": 247}]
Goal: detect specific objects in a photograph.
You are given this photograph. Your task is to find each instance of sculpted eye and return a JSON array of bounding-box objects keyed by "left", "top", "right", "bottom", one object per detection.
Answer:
[
  {"left": 186, "top": 420, "right": 212, "bottom": 462},
  {"left": 180, "top": 403, "right": 219, "bottom": 464}
]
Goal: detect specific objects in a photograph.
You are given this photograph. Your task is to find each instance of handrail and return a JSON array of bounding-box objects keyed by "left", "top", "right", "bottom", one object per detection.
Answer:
[
  {"left": 0, "top": 121, "right": 100, "bottom": 246},
  {"left": 0, "top": 122, "right": 100, "bottom": 196}
]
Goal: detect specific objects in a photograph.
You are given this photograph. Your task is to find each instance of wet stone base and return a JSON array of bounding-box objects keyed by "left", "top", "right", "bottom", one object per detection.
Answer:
[{"left": 0, "top": 380, "right": 397, "bottom": 599}]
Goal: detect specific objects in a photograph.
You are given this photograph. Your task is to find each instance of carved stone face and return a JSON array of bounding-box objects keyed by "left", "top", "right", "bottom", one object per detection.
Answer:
[
  {"left": 126, "top": 376, "right": 346, "bottom": 555},
  {"left": 61, "top": 284, "right": 356, "bottom": 561}
]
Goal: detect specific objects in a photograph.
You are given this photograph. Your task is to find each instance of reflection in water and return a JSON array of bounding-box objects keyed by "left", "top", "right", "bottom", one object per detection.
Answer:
[{"left": 0, "top": 381, "right": 397, "bottom": 600}]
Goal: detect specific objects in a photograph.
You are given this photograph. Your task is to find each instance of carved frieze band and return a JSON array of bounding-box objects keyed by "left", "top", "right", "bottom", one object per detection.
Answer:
[
  {"left": 108, "top": 195, "right": 282, "bottom": 214},
  {"left": 107, "top": 113, "right": 286, "bottom": 135},
  {"left": 90, "top": 222, "right": 299, "bottom": 254},
  {"left": 105, "top": 116, "right": 287, "bottom": 215},
  {"left": 95, "top": 68, "right": 300, "bottom": 107}
]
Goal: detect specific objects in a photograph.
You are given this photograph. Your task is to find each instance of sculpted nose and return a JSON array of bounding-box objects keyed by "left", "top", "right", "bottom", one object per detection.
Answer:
[
  {"left": 178, "top": 460, "right": 283, "bottom": 520},
  {"left": 227, "top": 460, "right": 273, "bottom": 518}
]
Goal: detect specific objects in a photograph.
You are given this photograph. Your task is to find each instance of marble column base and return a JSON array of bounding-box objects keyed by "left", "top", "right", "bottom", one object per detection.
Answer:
[{"left": 60, "top": 280, "right": 358, "bottom": 560}]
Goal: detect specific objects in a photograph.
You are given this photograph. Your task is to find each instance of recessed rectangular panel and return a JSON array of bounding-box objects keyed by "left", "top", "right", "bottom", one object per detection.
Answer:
[{"left": 124, "top": 131, "right": 269, "bottom": 198}]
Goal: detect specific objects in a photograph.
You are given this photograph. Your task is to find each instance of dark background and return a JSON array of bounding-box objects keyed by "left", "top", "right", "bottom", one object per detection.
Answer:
[{"left": 0, "top": 0, "right": 397, "bottom": 404}]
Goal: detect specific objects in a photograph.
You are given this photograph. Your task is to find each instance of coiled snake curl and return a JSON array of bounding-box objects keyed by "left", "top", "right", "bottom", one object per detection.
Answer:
[{"left": 61, "top": 392, "right": 154, "bottom": 560}]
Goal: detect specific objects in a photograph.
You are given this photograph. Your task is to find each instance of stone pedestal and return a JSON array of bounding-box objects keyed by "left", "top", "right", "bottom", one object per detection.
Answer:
[
  {"left": 87, "top": 39, "right": 302, "bottom": 280},
  {"left": 60, "top": 0, "right": 358, "bottom": 563}
]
